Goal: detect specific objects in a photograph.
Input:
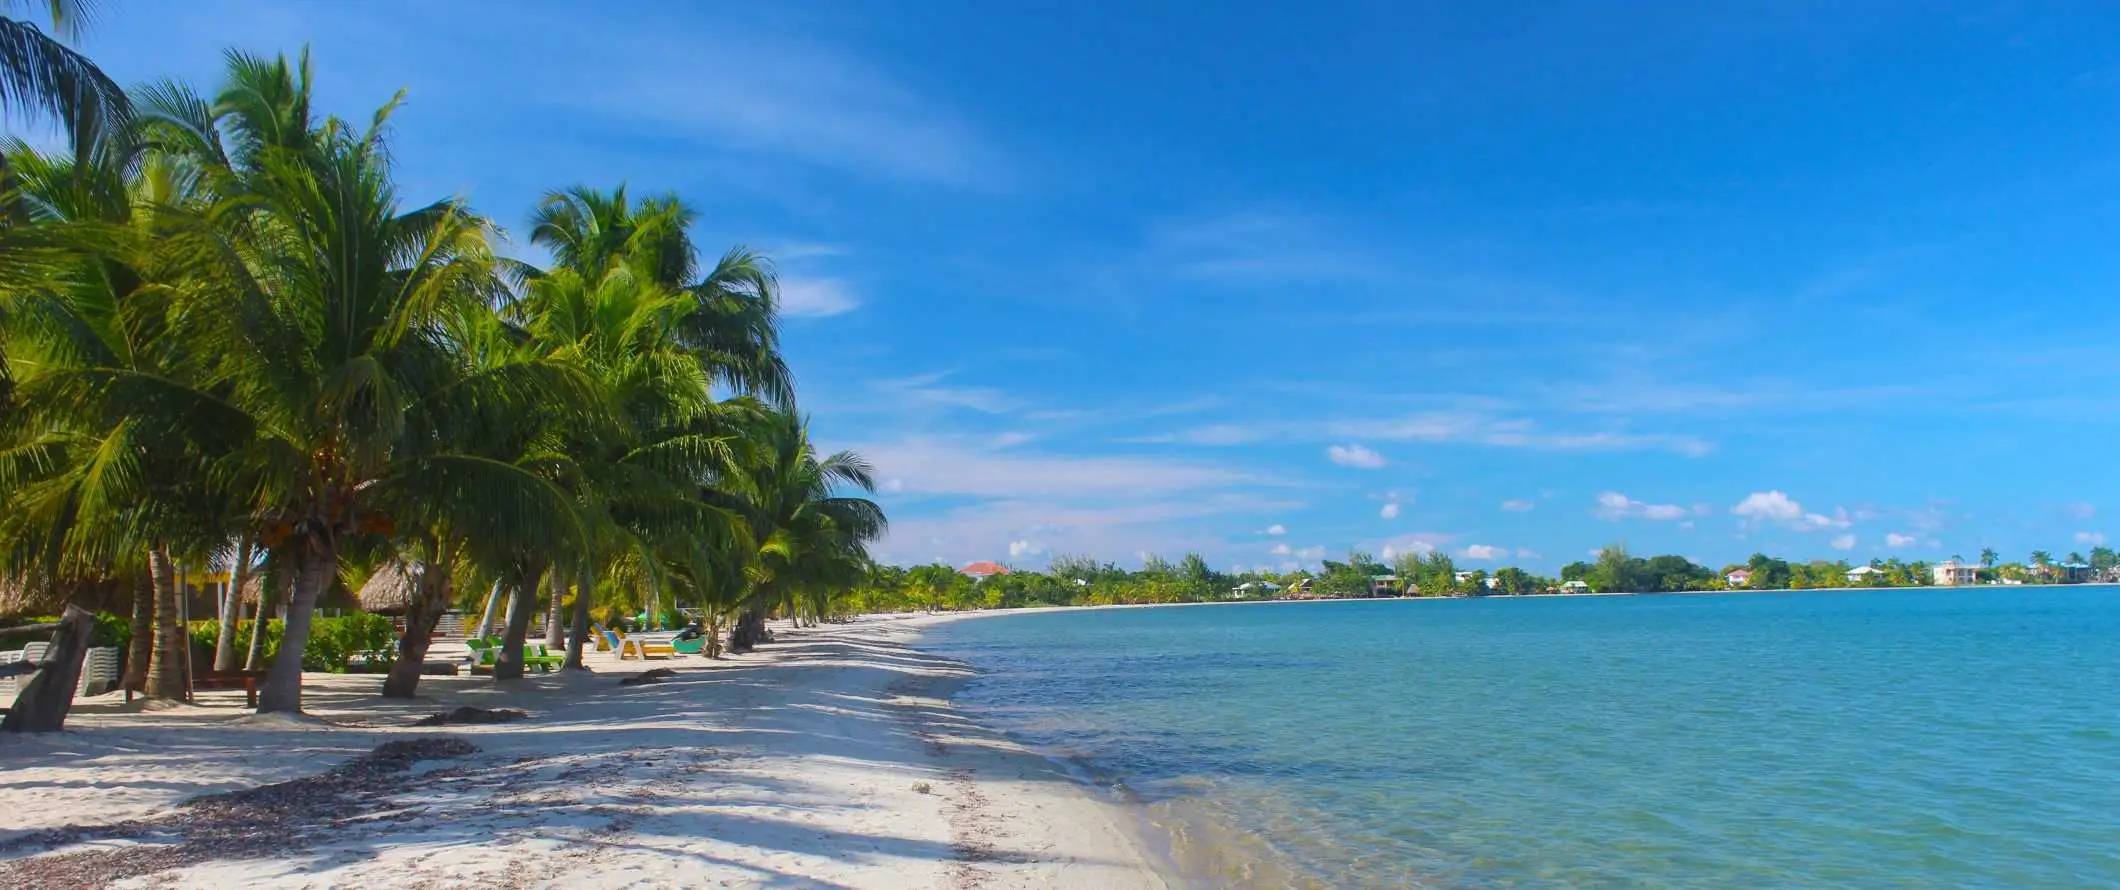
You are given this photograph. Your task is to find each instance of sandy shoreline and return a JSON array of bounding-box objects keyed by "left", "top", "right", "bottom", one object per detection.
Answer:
[{"left": 0, "top": 614, "right": 1171, "bottom": 889}]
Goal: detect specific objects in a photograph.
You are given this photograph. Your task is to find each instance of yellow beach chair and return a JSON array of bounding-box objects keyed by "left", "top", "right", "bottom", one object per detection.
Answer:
[{"left": 596, "top": 625, "right": 675, "bottom": 660}]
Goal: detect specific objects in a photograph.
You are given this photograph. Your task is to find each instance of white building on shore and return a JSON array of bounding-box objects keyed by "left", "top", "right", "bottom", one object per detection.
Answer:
[
  {"left": 1932, "top": 559, "right": 1979, "bottom": 586},
  {"left": 1845, "top": 565, "right": 1885, "bottom": 584}
]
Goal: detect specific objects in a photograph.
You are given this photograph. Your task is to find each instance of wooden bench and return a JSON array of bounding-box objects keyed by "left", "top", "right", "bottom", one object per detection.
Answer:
[{"left": 188, "top": 670, "right": 271, "bottom": 707}]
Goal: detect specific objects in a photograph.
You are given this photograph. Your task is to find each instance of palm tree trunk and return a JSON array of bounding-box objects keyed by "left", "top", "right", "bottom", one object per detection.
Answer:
[
  {"left": 493, "top": 564, "right": 544, "bottom": 681},
  {"left": 242, "top": 592, "right": 268, "bottom": 671},
  {"left": 544, "top": 572, "right": 566, "bottom": 648},
  {"left": 144, "top": 544, "right": 187, "bottom": 700},
  {"left": 122, "top": 572, "right": 152, "bottom": 693},
  {"left": 381, "top": 551, "right": 450, "bottom": 699},
  {"left": 729, "top": 608, "right": 767, "bottom": 653},
  {"left": 257, "top": 540, "right": 337, "bottom": 713},
  {"left": 213, "top": 539, "right": 253, "bottom": 672},
  {"left": 563, "top": 562, "right": 594, "bottom": 670}
]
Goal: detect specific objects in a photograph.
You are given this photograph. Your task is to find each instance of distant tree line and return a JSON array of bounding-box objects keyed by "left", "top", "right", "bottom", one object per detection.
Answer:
[{"left": 838, "top": 543, "right": 2120, "bottom": 613}]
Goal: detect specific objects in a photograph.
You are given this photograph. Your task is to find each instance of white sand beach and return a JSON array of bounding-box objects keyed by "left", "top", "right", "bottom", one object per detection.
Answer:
[{"left": 0, "top": 615, "right": 1171, "bottom": 889}]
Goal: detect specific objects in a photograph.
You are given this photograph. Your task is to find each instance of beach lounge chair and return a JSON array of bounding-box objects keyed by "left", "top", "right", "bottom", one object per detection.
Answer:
[
  {"left": 465, "top": 637, "right": 558, "bottom": 674},
  {"left": 596, "top": 625, "right": 674, "bottom": 660},
  {"left": 524, "top": 644, "right": 565, "bottom": 671}
]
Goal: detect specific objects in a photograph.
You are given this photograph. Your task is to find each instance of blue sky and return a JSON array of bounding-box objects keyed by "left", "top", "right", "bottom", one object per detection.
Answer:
[{"left": 76, "top": 1, "right": 2120, "bottom": 572}]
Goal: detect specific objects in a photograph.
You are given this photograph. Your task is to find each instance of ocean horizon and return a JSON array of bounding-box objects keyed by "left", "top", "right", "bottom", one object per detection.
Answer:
[{"left": 924, "top": 586, "right": 2120, "bottom": 887}]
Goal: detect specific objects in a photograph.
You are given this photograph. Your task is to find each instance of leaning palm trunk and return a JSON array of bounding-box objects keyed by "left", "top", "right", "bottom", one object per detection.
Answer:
[
  {"left": 122, "top": 572, "right": 151, "bottom": 693},
  {"left": 563, "top": 563, "right": 593, "bottom": 670},
  {"left": 257, "top": 542, "right": 337, "bottom": 713},
  {"left": 242, "top": 593, "right": 268, "bottom": 671},
  {"left": 728, "top": 608, "right": 768, "bottom": 654},
  {"left": 381, "top": 554, "right": 450, "bottom": 699},
  {"left": 144, "top": 545, "right": 187, "bottom": 700},
  {"left": 544, "top": 573, "right": 566, "bottom": 648},
  {"left": 493, "top": 564, "right": 545, "bottom": 681},
  {"left": 213, "top": 540, "right": 252, "bottom": 672}
]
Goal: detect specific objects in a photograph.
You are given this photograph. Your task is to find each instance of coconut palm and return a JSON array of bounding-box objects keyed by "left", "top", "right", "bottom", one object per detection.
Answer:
[
  {"left": 0, "top": 0, "right": 128, "bottom": 162},
  {"left": 372, "top": 302, "right": 594, "bottom": 696},
  {"left": 526, "top": 185, "right": 792, "bottom": 405},
  {"left": 507, "top": 260, "right": 743, "bottom": 671},
  {"left": 717, "top": 410, "right": 884, "bottom": 653},
  {"left": 0, "top": 125, "right": 253, "bottom": 700},
  {"left": 136, "top": 51, "right": 531, "bottom": 712}
]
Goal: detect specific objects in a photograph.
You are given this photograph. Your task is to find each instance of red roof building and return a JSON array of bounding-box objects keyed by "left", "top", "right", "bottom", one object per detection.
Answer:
[{"left": 959, "top": 561, "right": 1010, "bottom": 578}]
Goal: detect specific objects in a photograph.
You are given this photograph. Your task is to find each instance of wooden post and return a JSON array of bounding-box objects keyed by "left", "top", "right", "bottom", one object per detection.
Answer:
[{"left": 2, "top": 605, "right": 95, "bottom": 733}]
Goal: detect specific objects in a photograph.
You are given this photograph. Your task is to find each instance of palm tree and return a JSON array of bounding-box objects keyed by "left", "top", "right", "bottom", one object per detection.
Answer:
[
  {"left": 508, "top": 260, "right": 741, "bottom": 671},
  {"left": 139, "top": 51, "right": 530, "bottom": 712},
  {"left": 526, "top": 185, "right": 792, "bottom": 405},
  {"left": 0, "top": 124, "right": 252, "bottom": 701},
  {"left": 718, "top": 410, "right": 884, "bottom": 653},
  {"left": 1979, "top": 547, "right": 1999, "bottom": 571},
  {"left": 0, "top": 1, "right": 128, "bottom": 161},
  {"left": 373, "top": 302, "right": 592, "bottom": 696}
]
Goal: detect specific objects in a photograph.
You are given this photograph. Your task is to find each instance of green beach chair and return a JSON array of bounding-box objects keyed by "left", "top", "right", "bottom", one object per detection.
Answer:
[{"left": 525, "top": 644, "right": 565, "bottom": 671}]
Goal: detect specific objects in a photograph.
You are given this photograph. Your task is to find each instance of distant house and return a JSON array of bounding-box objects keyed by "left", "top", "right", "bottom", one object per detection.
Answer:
[
  {"left": 1369, "top": 574, "right": 1400, "bottom": 596},
  {"left": 1725, "top": 569, "right": 1752, "bottom": 587},
  {"left": 1453, "top": 570, "right": 1475, "bottom": 584},
  {"left": 959, "top": 561, "right": 1010, "bottom": 581},
  {"left": 2058, "top": 562, "right": 2094, "bottom": 583},
  {"left": 1932, "top": 559, "right": 1979, "bottom": 586},
  {"left": 1229, "top": 580, "right": 1282, "bottom": 600},
  {"left": 1287, "top": 577, "right": 1318, "bottom": 599},
  {"left": 1560, "top": 580, "right": 1591, "bottom": 593},
  {"left": 1845, "top": 565, "right": 1885, "bottom": 585}
]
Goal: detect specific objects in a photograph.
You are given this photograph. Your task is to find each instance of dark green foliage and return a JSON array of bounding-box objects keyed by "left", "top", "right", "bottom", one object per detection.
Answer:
[
  {"left": 184, "top": 613, "right": 392, "bottom": 673},
  {"left": 3, "top": 612, "right": 128, "bottom": 648}
]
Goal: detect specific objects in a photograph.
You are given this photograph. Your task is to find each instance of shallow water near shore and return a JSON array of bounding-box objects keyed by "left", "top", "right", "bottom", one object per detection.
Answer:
[{"left": 922, "top": 588, "right": 2120, "bottom": 887}]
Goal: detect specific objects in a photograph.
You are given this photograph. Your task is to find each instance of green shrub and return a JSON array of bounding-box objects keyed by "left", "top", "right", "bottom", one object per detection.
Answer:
[
  {"left": 184, "top": 614, "right": 391, "bottom": 673},
  {"left": 3, "top": 612, "right": 130, "bottom": 649}
]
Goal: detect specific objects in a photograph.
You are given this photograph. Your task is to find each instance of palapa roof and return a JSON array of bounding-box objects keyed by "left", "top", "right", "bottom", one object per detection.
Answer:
[{"left": 356, "top": 561, "right": 424, "bottom": 614}]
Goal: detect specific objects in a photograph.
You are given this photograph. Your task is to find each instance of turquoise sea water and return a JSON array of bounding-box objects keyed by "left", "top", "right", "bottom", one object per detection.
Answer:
[{"left": 923, "top": 588, "right": 2120, "bottom": 887}]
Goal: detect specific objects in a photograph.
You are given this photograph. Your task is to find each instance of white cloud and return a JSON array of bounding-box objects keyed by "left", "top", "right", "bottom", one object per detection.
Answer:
[
  {"left": 1378, "top": 535, "right": 1447, "bottom": 560},
  {"left": 1501, "top": 499, "right": 1535, "bottom": 511},
  {"left": 1796, "top": 508, "right": 1854, "bottom": 531},
  {"left": 777, "top": 277, "right": 861, "bottom": 317},
  {"left": 1462, "top": 544, "right": 1507, "bottom": 560},
  {"left": 1155, "top": 411, "right": 1712, "bottom": 457},
  {"left": 1269, "top": 543, "right": 1292, "bottom": 556},
  {"left": 566, "top": 22, "right": 1006, "bottom": 186},
  {"left": 1379, "top": 502, "right": 1401, "bottom": 519},
  {"left": 1886, "top": 532, "right": 1918, "bottom": 548},
  {"left": 1830, "top": 534, "right": 1856, "bottom": 551},
  {"left": 1327, "top": 443, "right": 1388, "bottom": 469},
  {"left": 1295, "top": 546, "right": 1326, "bottom": 560},
  {"left": 856, "top": 437, "right": 1255, "bottom": 498},
  {"left": 1007, "top": 540, "right": 1044, "bottom": 558},
  {"left": 875, "top": 373, "right": 1022, "bottom": 414},
  {"left": 1732, "top": 491, "right": 1804, "bottom": 524},
  {"left": 2075, "top": 531, "right": 2107, "bottom": 546},
  {"left": 1264, "top": 524, "right": 1286, "bottom": 536},
  {"left": 1330, "top": 412, "right": 1712, "bottom": 456},
  {"left": 1594, "top": 491, "right": 1687, "bottom": 521}
]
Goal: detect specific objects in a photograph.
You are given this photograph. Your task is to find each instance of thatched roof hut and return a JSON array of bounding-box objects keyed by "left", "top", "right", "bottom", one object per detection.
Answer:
[
  {"left": 0, "top": 574, "right": 131, "bottom": 618},
  {"left": 356, "top": 561, "right": 425, "bottom": 615}
]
